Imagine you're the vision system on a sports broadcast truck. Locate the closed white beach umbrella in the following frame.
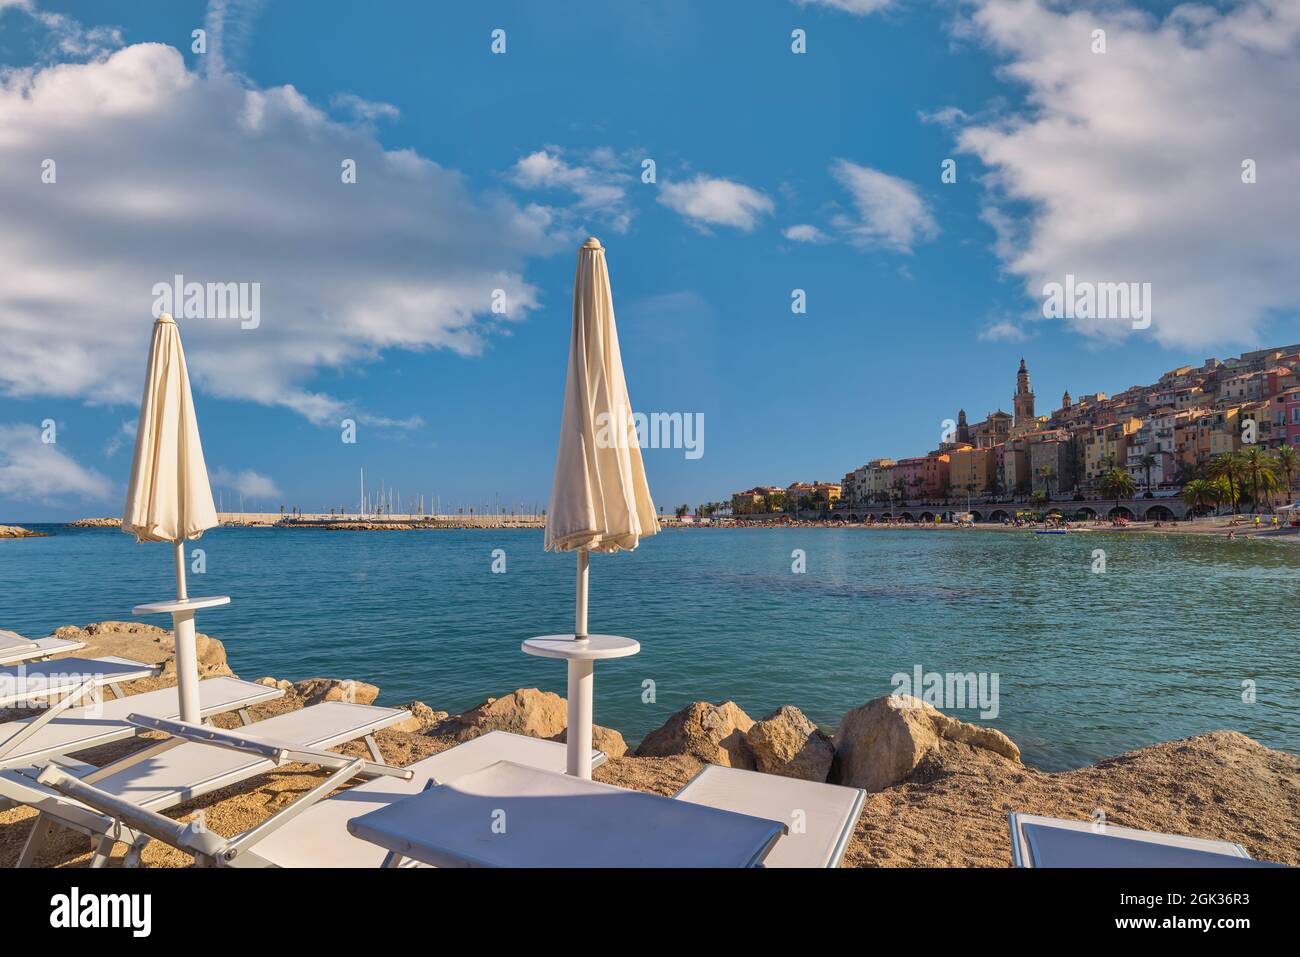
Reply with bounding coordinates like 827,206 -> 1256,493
123,313 -> 220,722
545,237 -> 659,554
530,237 -> 659,778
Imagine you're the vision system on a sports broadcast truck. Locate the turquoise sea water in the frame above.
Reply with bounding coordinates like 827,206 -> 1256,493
2,525 -> 1296,771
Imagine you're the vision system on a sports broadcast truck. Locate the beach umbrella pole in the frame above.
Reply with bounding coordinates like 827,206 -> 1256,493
171,540 -> 201,723
567,549 -> 594,778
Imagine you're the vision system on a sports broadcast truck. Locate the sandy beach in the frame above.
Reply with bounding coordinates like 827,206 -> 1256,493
3,621 -> 1295,868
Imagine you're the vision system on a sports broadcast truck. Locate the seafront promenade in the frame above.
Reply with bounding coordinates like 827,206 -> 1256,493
825,497 -> 1192,523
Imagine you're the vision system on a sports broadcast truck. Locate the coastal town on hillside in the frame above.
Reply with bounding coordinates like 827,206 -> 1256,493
726,344 -> 1300,521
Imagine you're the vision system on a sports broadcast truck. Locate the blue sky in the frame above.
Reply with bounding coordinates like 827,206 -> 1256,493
1,0 -> 1297,520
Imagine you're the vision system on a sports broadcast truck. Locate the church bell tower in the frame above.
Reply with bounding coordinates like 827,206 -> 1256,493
1014,358 -> 1035,426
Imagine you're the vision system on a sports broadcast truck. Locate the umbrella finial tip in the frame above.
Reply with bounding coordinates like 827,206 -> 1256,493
158,312 -> 174,323
582,236 -> 602,250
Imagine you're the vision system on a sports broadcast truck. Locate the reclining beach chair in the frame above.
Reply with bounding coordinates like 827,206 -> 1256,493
34,730 -> 607,867
1008,813 -> 1285,867
1,656 -> 161,709
0,675 -> 282,775
673,765 -> 866,867
4,701 -> 412,866
2,656 -> 162,762
0,630 -> 86,666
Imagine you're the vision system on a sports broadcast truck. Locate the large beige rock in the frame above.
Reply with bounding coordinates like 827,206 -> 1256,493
445,688 -> 569,742
833,694 -> 1021,791
635,701 -> 756,768
747,705 -> 834,781
441,688 -> 623,752
557,724 -> 628,759
389,701 -> 451,734
292,678 -> 380,706
50,621 -> 233,679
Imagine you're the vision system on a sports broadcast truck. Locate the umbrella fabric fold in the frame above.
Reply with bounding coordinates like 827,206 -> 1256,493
544,237 -> 659,554
122,314 -> 218,544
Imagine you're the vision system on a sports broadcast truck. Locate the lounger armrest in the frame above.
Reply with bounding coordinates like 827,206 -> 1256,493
127,713 -> 288,762
35,765 -> 229,862
127,712 -> 414,780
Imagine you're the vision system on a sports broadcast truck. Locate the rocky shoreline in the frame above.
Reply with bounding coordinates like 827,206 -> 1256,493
2,622 -> 1296,868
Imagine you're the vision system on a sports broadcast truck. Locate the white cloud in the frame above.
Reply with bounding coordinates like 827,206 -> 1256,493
103,418 -> 137,457
0,0 -> 123,60
210,466 -> 281,502
919,106 -> 972,127
0,41 -> 555,425
792,0 -> 893,15
330,92 -> 400,125
979,320 -> 1029,342
783,223 -> 829,243
658,175 -> 774,232
203,0 -> 264,79
509,147 -> 633,232
952,0 -> 1300,348
0,422 -> 112,502
828,160 -> 938,253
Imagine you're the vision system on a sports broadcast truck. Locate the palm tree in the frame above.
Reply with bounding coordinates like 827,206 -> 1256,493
1272,446 -> 1297,505
1207,453 -> 1244,514
1137,452 -> 1158,495
1240,446 -> 1274,513
1254,466 -> 1282,510
1037,464 -> 1055,501
1099,467 -> 1137,519
1181,478 -> 1219,518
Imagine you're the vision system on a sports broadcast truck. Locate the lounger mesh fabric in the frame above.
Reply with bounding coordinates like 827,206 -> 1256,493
673,764 -> 865,868
1022,824 -> 1280,867
346,760 -> 785,868
250,731 -> 606,867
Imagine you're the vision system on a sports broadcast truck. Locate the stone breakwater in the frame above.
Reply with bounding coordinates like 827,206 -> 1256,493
278,520 -> 546,531
0,525 -> 46,538
2,621 -> 1296,868
62,516 -> 546,531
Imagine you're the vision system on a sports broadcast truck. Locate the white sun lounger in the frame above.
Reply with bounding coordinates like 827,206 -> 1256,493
0,631 -> 86,666
6,701 -> 411,866
1,656 -> 160,709
673,764 -> 866,868
1008,813 -> 1285,867
0,675 -> 282,773
35,730 -> 608,867
1,656 -> 161,763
